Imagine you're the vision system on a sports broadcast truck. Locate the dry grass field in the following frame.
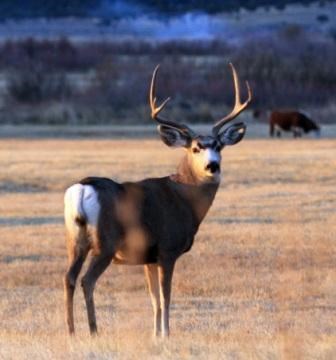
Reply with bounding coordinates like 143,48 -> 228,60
0,134 -> 335,359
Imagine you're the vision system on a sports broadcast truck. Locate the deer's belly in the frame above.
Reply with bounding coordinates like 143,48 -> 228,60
112,237 -> 158,265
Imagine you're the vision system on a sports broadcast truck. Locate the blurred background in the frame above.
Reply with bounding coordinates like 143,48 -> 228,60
0,4 -> 336,357
0,0 -> 335,129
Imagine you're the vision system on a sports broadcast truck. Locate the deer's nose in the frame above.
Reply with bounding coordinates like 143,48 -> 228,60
206,162 -> 220,173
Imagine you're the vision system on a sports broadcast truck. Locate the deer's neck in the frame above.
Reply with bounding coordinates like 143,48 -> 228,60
170,155 -> 219,224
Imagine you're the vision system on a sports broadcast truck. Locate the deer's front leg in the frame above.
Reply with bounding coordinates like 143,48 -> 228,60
158,259 -> 175,338
144,264 -> 161,337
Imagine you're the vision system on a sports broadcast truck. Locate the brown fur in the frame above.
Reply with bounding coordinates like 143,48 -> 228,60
269,111 -> 320,137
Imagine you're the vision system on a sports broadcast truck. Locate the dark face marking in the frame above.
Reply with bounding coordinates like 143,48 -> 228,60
192,136 -> 222,153
197,142 -> 205,150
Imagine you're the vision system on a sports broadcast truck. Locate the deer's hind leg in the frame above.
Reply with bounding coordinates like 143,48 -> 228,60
64,228 -> 89,334
81,249 -> 113,335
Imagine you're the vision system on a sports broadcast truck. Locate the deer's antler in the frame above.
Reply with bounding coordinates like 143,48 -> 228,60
212,63 -> 252,136
150,65 -> 196,137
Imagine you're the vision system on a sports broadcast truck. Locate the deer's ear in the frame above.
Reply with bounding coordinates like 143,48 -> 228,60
158,125 -> 191,148
219,122 -> 246,146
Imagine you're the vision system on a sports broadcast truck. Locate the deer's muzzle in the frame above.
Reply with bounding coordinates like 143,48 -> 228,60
206,162 -> 220,174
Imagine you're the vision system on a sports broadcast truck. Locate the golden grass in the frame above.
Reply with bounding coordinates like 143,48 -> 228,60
0,137 -> 335,359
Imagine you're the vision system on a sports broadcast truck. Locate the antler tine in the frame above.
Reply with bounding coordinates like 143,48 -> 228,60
150,65 -> 171,120
149,65 -> 196,137
212,63 -> 252,136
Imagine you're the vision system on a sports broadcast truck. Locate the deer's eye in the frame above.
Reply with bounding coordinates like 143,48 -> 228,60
192,147 -> 200,153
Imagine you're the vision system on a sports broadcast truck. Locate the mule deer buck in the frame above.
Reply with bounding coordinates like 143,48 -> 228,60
64,63 -> 252,338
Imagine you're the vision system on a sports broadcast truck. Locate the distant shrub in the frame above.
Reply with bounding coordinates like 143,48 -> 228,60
278,24 -> 305,41
0,37 -> 87,71
7,65 -> 71,103
92,59 -> 149,109
275,3 -> 286,10
329,27 -> 336,42
316,14 -> 329,22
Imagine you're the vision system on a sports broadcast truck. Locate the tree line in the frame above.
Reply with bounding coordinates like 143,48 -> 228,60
0,0 -> 332,19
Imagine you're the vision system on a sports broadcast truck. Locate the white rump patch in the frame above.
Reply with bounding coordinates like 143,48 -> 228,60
64,184 -> 100,227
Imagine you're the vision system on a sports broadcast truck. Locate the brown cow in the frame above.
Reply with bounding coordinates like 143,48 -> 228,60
269,111 -> 320,138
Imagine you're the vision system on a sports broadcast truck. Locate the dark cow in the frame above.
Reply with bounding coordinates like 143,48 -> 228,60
269,111 -> 320,138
